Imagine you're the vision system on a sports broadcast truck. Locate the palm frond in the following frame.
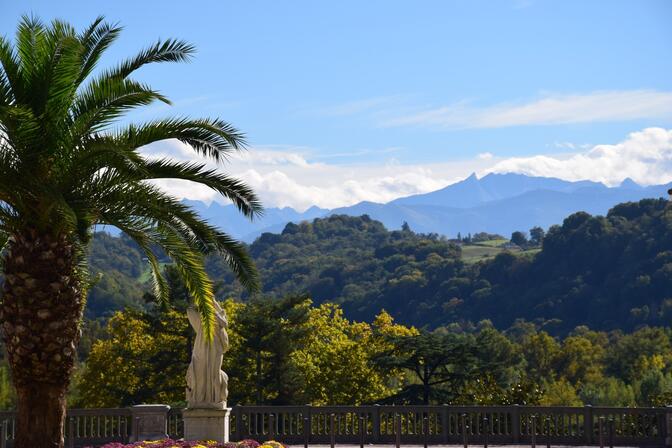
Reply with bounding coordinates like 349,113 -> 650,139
1,105 -> 42,155
91,180 -> 260,292
119,117 -> 246,162
41,24 -> 83,123
15,15 -> 45,86
101,214 -> 171,305
0,66 -> 12,106
72,78 -> 170,137
108,39 -> 195,80
209,230 -> 260,292
0,36 -> 24,102
71,78 -> 170,134
76,17 -> 122,85
98,202 -> 217,338
141,158 -> 262,218
64,134 -> 145,183
153,222 -> 216,339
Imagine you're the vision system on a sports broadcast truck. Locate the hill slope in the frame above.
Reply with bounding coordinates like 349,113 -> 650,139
212,198 -> 672,333
84,196 -> 672,334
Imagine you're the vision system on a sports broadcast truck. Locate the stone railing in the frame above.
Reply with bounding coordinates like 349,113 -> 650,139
0,405 -> 168,448
223,405 -> 671,447
0,404 -> 669,447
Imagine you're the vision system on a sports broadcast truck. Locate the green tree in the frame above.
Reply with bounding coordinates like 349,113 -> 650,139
521,332 -> 561,382
74,309 -> 190,407
231,295 -> 311,404
375,331 -> 476,404
290,306 -> 411,404
606,327 -> 672,382
579,377 -> 635,406
540,378 -> 582,406
473,323 -> 523,386
637,369 -> 672,406
0,17 -> 260,447
555,335 -> 605,384
510,231 -> 528,247
529,226 -> 545,246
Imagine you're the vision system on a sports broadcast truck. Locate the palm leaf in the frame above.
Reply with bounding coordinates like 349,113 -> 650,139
109,38 -> 195,79
118,117 -> 246,162
141,158 -> 262,218
76,17 -> 122,85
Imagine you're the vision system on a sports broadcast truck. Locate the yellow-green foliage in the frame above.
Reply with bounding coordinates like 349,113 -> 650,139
75,309 -> 190,407
75,300 -> 413,407
290,306 -> 415,404
73,297 -> 672,408
540,379 -> 583,406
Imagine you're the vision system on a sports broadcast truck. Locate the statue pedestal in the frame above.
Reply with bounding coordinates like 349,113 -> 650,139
183,408 -> 231,442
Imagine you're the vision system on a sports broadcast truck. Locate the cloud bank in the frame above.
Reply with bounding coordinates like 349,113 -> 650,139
142,127 -> 672,211
383,90 -> 672,129
487,127 -> 672,186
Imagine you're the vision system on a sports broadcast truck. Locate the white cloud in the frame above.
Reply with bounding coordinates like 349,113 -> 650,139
139,140 -> 491,210
383,90 -> 672,129
140,127 -> 672,211
485,127 -> 672,186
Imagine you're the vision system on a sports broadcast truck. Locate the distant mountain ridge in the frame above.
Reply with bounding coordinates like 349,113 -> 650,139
182,200 -> 328,242
183,173 -> 671,241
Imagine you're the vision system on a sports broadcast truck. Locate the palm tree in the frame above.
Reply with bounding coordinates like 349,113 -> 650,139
0,16 -> 261,448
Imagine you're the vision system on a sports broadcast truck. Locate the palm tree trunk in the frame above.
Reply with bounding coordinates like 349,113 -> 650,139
1,229 -> 84,448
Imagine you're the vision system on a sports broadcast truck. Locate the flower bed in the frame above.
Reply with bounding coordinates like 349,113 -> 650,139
90,439 -> 285,448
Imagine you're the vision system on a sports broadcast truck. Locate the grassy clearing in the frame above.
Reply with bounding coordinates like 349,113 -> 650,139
461,244 -> 508,263
473,238 -> 508,247
139,262 -> 172,283
461,241 -> 540,264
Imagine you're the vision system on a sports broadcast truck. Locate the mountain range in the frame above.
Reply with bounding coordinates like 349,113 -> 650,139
183,173 -> 671,241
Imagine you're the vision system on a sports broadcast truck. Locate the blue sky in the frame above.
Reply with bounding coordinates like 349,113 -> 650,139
2,1 -> 672,209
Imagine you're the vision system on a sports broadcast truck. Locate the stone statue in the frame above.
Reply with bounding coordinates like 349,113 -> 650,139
186,300 -> 229,409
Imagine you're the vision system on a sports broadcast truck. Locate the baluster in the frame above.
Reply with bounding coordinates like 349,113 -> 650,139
394,413 -> 401,448
531,415 -> 536,448
134,416 -> 140,442
423,414 -> 429,448
360,415 -> 366,448
304,415 -> 310,448
1,420 -> 7,448
68,417 -> 75,448
609,418 -> 615,448
330,413 -> 336,448
441,404 -> 449,443
462,413 -> 468,448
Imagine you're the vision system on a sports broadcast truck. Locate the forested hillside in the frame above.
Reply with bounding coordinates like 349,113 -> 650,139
83,198 -> 671,334
471,199 -> 672,333
213,198 -> 672,333
86,233 -> 146,318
